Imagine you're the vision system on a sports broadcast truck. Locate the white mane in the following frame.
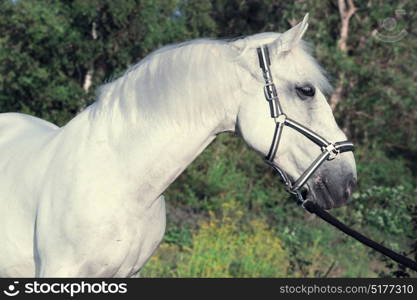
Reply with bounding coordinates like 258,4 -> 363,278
93,39 -> 239,127
91,34 -> 332,127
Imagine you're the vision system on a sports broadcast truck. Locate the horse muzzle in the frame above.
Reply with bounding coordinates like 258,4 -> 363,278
306,166 -> 357,210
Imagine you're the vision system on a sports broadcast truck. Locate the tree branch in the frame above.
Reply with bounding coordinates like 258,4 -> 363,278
330,0 -> 357,110
82,22 -> 97,93
337,0 -> 357,52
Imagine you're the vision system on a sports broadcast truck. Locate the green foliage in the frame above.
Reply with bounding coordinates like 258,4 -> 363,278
352,185 -> 413,237
0,0 -> 84,124
330,1 -> 417,153
279,223 -> 375,277
355,147 -> 414,189
0,0 -> 186,125
141,201 -> 289,278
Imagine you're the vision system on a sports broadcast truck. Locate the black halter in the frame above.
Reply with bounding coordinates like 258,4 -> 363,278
257,45 -> 417,272
257,45 -> 354,205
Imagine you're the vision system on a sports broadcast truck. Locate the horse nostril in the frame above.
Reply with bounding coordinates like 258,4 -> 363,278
301,188 -> 308,200
344,176 -> 357,201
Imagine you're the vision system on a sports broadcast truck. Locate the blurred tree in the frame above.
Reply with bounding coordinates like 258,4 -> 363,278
206,0 -> 417,163
0,0 -> 186,125
0,0 -> 83,124
180,0 -> 217,38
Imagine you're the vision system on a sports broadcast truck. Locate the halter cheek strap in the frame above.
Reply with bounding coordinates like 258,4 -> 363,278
257,45 -> 354,204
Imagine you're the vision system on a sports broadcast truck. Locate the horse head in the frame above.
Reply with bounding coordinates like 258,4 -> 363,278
234,15 -> 357,209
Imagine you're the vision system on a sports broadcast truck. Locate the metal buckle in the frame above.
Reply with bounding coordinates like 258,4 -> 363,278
322,143 -> 339,160
263,83 -> 278,101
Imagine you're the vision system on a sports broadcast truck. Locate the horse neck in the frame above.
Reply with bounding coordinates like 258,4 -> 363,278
58,69 -> 240,204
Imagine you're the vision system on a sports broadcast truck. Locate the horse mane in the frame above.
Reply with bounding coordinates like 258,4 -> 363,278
92,38 -> 239,126
92,34 -> 332,126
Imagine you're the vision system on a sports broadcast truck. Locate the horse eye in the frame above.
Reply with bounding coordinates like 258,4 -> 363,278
295,84 -> 316,99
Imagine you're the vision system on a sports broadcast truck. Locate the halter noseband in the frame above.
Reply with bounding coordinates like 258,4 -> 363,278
257,45 -> 354,205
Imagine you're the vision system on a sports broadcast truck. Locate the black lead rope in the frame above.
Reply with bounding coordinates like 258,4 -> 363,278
303,200 -> 417,272
256,45 -> 417,272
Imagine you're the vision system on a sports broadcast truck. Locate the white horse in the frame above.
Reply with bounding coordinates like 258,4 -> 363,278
0,15 -> 356,277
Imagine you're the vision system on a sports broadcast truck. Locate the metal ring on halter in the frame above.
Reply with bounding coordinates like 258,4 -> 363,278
274,114 -> 286,124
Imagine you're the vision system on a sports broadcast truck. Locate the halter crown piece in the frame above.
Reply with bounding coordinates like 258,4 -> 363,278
257,45 -> 354,206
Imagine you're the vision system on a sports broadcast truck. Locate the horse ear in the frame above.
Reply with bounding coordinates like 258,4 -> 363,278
228,37 -> 248,55
270,13 -> 309,54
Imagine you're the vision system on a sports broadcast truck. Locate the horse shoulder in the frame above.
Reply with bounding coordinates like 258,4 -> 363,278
0,113 -> 59,276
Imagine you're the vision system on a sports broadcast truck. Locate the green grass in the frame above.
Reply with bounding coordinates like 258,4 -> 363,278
141,201 -> 289,277
140,200 -> 386,278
